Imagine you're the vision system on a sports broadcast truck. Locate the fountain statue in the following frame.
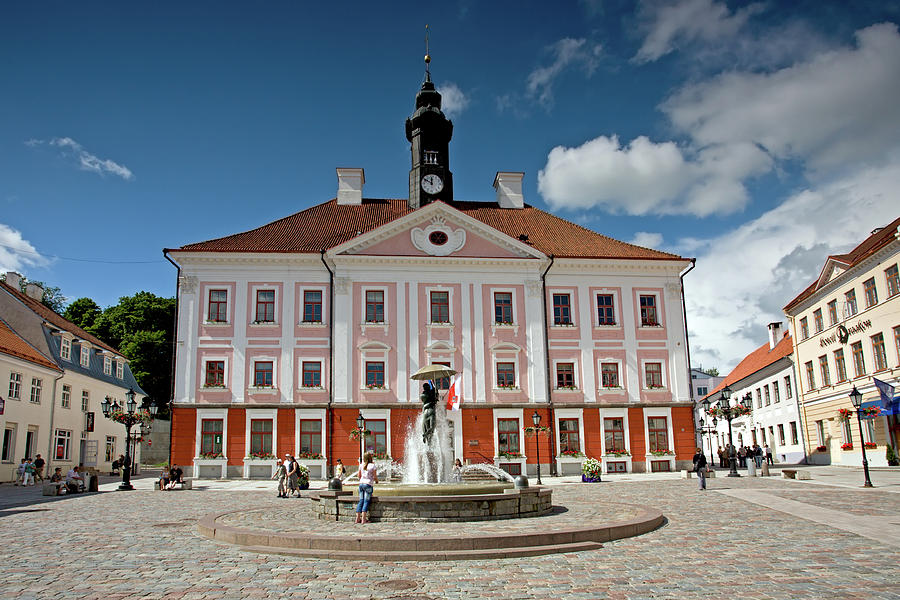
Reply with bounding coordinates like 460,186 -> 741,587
420,381 -> 437,444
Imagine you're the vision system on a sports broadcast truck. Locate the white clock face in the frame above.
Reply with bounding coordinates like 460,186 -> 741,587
421,174 -> 444,195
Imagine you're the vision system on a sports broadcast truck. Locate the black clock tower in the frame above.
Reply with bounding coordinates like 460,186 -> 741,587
405,54 -> 453,209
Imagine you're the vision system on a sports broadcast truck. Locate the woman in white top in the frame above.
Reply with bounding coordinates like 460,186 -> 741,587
355,452 -> 378,524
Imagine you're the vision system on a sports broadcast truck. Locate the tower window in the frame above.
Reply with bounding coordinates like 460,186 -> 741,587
424,151 -> 439,165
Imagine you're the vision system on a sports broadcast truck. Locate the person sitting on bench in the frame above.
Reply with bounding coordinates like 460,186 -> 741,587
164,465 -> 184,490
66,466 -> 85,493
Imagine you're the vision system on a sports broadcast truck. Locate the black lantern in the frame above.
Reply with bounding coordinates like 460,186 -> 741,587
532,410 -> 542,485
356,412 -> 365,462
849,386 -> 874,488
99,389 -> 156,491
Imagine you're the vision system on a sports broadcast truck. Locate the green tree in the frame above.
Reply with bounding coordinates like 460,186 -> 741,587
0,274 -> 67,313
63,297 -> 102,330
87,292 -> 176,417
703,367 -> 720,377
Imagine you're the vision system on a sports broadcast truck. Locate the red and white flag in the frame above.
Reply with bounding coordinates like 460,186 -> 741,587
446,375 -> 461,411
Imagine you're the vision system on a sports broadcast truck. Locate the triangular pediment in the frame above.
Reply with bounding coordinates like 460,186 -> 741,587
328,202 -> 546,260
816,257 -> 850,290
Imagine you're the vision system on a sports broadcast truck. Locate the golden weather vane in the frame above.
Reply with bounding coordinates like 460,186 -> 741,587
424,24 -> 431,77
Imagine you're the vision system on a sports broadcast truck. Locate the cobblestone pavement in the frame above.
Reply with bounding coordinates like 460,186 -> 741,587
1,468 -> 898,599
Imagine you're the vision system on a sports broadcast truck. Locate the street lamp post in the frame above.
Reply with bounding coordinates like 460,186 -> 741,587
532,410 -> 542,485
700,399 -> 718,462
100,388 -> 157,491
356,412 -> 365,463
849,386 -> 874,488
715,386 -> 751,478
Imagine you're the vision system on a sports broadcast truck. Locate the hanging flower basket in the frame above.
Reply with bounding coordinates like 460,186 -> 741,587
109,409 -> 153,425
349,427 -> 371,440
837,408 -> 853,421
524,426 -> 550,436
861,407 -> 880,418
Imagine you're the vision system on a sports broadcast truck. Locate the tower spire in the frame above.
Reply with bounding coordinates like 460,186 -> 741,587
424,24 -> 432,83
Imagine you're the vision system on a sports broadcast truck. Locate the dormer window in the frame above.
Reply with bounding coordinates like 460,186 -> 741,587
60,338 -> 71,361
116,360 -> 124,379
424,151 -> 439,165
80,346 -> 90,368
103,356 -> 112,376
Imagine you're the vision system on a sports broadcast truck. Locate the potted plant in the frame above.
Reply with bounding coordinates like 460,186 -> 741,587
816,445 -> 827,452
199,451 -> 223,459
349,427 -> 371,440
297,464 -> 310,490
864,442 -> 877,449
886,445 -> 900,466
581,457 -> 602,482
498,451 -> 522,459
559,449 -> 585,458
840,442 -> 853,451
248,451 -> 276,460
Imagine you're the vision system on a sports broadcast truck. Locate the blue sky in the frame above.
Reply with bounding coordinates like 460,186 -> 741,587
2,1 -> 899,370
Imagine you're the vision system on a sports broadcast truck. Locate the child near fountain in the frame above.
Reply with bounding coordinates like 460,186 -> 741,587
355,452 -> 378,524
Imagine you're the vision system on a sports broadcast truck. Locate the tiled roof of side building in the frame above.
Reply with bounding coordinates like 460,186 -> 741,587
703,333 -> 794,401
169,199 -> 685,261
0,319 -> 61,372
0,281 -> 120,356
784,215 -> 900,312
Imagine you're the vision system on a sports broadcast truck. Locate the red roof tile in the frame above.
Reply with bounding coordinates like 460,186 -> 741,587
703,332 -> 794,401
0,319 -> 60,371
169,199 -> 685,261
784,215 -> 900,312
0,281 -> 120,355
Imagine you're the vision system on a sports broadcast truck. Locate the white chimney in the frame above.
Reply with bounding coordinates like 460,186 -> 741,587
25,282 -> 44,301
4,272 -> 22,290
493,172 -> 524,209
767,322 -> 782,350
336,168 -> 365,205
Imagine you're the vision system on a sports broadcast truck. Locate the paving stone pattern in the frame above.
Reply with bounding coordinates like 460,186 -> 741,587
0,473 -> 898,599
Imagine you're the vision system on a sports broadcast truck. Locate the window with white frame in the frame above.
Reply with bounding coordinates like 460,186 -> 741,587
249,419 -> 273,455
494,292 -> 513,324
815,420 -> 825,446
8,372 -> 21,400
644,363 -> 663,388
81,390 -> 89,412
872,333 -> 887,371
497,418 -> 520,455
604,417 -> 626,452
845,289 -> 857,317
772,381 -> 780,403
105,436 -> 116,462
61,384 -> 71,409
430,290 -> 450,323
558,418 -> 580,454
834,348 -> 848,382
204,361 -> 226,387
600,362 -> 620,388
813,308 -> 823,333
777,423 -> 785,445
864,419 -> 875,444
365,362 -> 385,388
496,362 -> 516,388
851,341 -> 866,377
60,337 -> 71,361
818,355 -> 831,386
827,299 -> 838,326
201,419 -> 224,455
54,429 -> 71,460
299,419 -> 322,455
552,293 -> 572,325
103,356 -> 112,376
80,345 -> 90,367
785,375 -> 793,399
253,361 -> 274,388
805,361 -> 815,389
208,289 -> 228,322
756,388 -> 762,408
301,361 -> 322,388
255,289 -> 276,323
30,378 -> 42,403
799,317 -> 809,339
863,277 -> 878,308
789,421 -> 798,445
555,363 -> 575,388
647,417 -> 669,452
764,385 -> 771,405
886,264 -> 900,298
2,426 -> 15,462
365,290 -> 385,323
116,360 -> 124,379
639,295 -> 659,326
302,290 -> 323,323
841,419 -> 852,444
596,293 -> 616,325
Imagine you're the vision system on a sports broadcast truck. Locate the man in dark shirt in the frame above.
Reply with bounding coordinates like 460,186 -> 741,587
33,454 -> 45,482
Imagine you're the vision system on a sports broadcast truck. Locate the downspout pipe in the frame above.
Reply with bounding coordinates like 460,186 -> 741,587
163,250 -> 181,468
679,258 -> 697,445
320,249 -> 335,478
540,255 -> 557,476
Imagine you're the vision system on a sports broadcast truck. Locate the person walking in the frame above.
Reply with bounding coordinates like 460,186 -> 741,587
753,444 -> 763,468
692,447 -> 708,490
286,455 -> 299,497
355,451 -> 378,524
33,454 -> 45,482
765,444 -> 774,465
22,459 -> 35,486
272,458 -> 287,498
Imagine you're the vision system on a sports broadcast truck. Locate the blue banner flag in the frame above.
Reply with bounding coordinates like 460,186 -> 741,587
862,378 -> 899,417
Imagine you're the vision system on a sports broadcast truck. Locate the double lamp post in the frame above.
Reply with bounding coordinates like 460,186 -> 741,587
100,388 -> 157,491
712,385 -> 752,477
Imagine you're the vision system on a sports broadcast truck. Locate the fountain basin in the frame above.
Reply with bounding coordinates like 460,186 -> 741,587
340,482 -> 514,496
312,486 -> 552,522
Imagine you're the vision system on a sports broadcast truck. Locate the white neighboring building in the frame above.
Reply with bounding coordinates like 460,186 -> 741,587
701,323 -> 806,464
0,273 -> 148,480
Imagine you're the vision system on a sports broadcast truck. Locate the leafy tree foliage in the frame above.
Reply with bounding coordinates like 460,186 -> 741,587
86,292 -> 176,416
0,273 -> 67,313
63,297 -> 102,330
703,367 -> 720,377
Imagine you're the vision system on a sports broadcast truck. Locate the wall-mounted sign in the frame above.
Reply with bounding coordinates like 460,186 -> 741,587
819,318 -> 872,348
85,411 -> 95,432
0,396 -> 5,415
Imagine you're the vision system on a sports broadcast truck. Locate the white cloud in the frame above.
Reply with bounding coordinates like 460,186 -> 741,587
634,0 -> 764,63
539,23 -> 900,217
683,159 -> 900,372
437,83 -> 470,119
630,232 -> 663,249
663,23 -> 900,173
27,137 -> 134,180
0,224 -> 50,274
537,134 -> 770,216
526,38 -> 602,109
